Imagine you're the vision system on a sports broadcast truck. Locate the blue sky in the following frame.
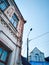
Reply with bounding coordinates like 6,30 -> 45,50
15,0 -> 49,57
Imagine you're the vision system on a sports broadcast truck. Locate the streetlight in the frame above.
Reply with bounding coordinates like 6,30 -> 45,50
27,28 -> 32,62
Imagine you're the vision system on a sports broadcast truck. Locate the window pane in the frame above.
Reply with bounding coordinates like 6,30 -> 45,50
1,51 -> 8,62
13,21 -> 17,27
0,48 -> 2,56
0,62 -> 5,65
10,18 -> 14,24
0,0 -> 9,11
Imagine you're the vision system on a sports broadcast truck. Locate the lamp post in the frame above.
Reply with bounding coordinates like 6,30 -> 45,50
27,28 -> 32,62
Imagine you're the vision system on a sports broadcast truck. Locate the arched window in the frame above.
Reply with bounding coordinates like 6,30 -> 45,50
35,54 -> 40,61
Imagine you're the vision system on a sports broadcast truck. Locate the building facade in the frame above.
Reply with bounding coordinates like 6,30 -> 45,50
0,0 -> 26,65
29,47 -> 45,62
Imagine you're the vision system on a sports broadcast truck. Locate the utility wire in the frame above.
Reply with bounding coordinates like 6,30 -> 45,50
22,31 -> 49,55
29,32 -> 49,42
22,31 -> 49,49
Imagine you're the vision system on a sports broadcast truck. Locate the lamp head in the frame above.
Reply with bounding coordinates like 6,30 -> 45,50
30,28 -> 32,31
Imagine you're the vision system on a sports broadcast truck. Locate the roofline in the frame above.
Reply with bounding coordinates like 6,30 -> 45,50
30,47 -> 44,54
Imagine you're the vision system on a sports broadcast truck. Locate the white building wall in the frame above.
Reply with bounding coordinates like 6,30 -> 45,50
0,21 -> 17,45
0,11 -> 24,65
0,18 -> 19,65
30,47 -> 45,62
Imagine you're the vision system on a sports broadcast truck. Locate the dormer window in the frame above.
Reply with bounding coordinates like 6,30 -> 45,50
10,13 -> 19,28
0,0 -> 9,11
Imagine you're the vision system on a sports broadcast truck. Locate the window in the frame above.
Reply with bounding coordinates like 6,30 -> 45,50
10,13 -> 19,28
0,0 -> 9,11
35,54 -> 40,61
0,45 -> 9,65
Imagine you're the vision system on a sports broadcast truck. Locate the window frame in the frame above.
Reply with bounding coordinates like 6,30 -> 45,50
0,42 -> 10,65
10,13 -> 19,28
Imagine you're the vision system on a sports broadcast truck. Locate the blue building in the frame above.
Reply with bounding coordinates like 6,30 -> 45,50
29,47 -> 49,65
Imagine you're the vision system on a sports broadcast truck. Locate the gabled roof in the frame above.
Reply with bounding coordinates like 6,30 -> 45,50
30,47 -> 44,54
